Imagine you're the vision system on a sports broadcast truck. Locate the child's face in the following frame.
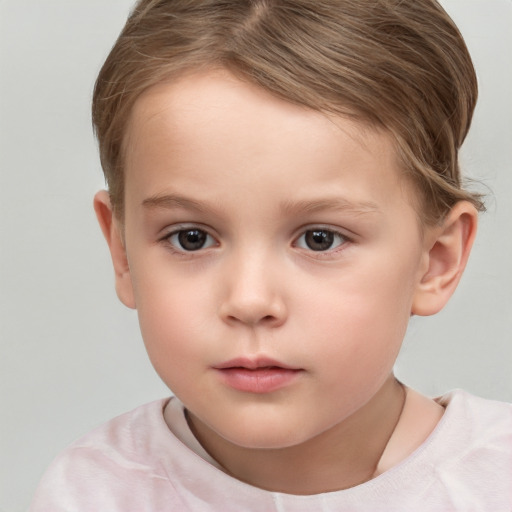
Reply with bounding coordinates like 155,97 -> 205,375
116,69 -> 433,449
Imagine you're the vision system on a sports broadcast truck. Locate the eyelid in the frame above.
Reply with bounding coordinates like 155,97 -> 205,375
159,222 -> 216,238
292,225 -> 353,253
159,223 -> 219,253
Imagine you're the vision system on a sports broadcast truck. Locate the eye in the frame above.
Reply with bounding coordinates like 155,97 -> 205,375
295,229 -> 346,252
167,228 -> 216,252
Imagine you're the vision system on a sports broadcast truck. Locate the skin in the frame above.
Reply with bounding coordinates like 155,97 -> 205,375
95,69 -> 478,494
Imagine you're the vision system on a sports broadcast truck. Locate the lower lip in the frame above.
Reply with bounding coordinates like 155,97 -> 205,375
216,367 -> 302,393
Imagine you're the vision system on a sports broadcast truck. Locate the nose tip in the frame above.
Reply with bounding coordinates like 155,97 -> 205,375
218,249 -> 288,328
218,268 -> 287,328
222,300 -> 287,328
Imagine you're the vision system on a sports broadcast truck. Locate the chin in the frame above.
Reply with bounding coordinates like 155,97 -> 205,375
216,420 -> 316,451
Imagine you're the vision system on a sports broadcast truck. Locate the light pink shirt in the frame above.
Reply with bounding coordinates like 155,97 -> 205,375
30,390 -> 512,511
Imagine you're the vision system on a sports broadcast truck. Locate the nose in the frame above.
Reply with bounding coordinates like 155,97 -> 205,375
218,252 -> 287,328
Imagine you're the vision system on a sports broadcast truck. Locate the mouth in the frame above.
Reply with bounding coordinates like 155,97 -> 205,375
214,357 -> 299,371
213,357 -> 303,393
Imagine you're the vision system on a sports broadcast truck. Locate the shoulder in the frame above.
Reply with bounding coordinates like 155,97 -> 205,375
437,389 -> 512,439
350,390 -> 512,511
50,397 -> 171,472
29,398 -> 189,511
427,390 -> 512,506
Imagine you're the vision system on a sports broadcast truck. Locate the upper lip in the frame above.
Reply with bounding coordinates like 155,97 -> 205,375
213,357 -> 300,370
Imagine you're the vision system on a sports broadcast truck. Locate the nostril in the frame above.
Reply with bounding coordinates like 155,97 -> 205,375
219,291 -> 287,327
226,314 -> 275,324
224,312 -> 282,327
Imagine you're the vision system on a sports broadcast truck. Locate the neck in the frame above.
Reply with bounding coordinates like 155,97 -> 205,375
188,375 -> 406,495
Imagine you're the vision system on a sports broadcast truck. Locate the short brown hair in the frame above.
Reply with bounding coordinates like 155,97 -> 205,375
92,0 -> 484,222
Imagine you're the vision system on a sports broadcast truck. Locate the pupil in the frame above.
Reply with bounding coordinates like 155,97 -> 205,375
178,229 -> 206,251
306,230 -> 334,251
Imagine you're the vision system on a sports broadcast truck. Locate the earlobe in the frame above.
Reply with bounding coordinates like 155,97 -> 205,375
93,190 -> 136,309
412,201 -> 478,316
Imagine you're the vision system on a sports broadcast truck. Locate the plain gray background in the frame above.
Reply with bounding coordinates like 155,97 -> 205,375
1,1 -> 511,510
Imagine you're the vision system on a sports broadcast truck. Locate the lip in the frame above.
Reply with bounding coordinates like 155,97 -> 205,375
213,357 -> 303,394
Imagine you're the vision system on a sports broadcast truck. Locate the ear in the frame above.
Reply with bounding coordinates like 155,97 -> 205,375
93,190 -> 136,309
412,201 -> 478,316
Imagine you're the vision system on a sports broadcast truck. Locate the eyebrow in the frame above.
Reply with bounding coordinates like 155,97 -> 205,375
142,194 -> 214,214
142,193 -> 381,217
280,197 -> 381,216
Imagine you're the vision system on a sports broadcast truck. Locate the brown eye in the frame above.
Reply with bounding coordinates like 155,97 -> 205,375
296,229 -> 346,252
169,229 -> 214,251
305,230 -> 334,251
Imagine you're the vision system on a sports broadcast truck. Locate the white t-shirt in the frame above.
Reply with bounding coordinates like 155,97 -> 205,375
29,390 -> 512,511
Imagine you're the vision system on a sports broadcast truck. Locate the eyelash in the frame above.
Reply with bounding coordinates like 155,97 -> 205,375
161,226 -> 218,254
160,226 -> 351,255
293,228 -> 349,254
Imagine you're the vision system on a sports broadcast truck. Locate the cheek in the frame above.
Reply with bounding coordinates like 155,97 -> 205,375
131,270 -> 211,380
301,261 -> 416,373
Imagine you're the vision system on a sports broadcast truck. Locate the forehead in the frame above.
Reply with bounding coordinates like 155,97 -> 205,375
122,69 -> 418,218
126,69 -> 384,155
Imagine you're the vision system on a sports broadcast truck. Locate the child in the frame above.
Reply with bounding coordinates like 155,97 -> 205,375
30,0 -> 512,509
